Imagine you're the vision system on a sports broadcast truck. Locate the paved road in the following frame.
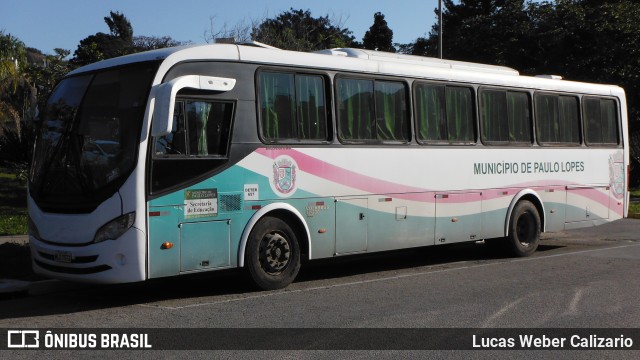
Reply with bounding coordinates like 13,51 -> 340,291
1,219 -> 639,359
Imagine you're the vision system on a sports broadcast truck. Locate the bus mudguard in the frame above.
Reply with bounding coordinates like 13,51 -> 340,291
238,203 -> 312,267
504,189 -> 546,237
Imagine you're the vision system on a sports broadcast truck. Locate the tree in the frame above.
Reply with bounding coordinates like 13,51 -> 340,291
203,16 -> 256,44
133,35 -> 187,51
0,31 -> 27,93
526,0 -> 640,185
415,0 -> 640,186
251,8 -> 355,51
362,12 -> 395,52
420,0 -> 534,69
24,48 -> 71,112
71,11 -> 135,66
104,11 -> 133,43
397,37 -> 430,56
0,31 -> 38,178
0,31 -> 30,137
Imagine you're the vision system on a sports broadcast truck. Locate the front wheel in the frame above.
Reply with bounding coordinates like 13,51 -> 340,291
245,216 -> 301,290
506,200 -> 540,257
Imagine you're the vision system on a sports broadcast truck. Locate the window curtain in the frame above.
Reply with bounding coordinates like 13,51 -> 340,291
481,91 -> 508,142
535,95 -> 556,143
183,101 -> 212,155
507,92 -> 531,143
558,96 -> 579,143
446,87 -> 472,142
600,99 -> 617,143
338,79 -> 373,140
415,84 -> 444,141
260,72 -> 295,140
375,81 -> 407,141
296,75 -> 326,140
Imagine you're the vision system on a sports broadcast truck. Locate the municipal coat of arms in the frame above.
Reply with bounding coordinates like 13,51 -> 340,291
609,151 -> 624,199
272,156 -> 297,196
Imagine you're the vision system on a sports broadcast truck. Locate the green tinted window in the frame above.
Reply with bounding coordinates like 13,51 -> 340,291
337,78 -> 408,143
415,83 -> 474,143
535,93 -> 580,144
480,89 -> 531,144
259,71 -> 328,142
583,97 -> 618,145
375,81 -> 409,141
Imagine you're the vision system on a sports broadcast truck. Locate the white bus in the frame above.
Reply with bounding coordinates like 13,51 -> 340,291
28,44 -> 629,290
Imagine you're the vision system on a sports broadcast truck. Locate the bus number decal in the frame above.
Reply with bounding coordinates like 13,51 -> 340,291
244,184 -> 259,201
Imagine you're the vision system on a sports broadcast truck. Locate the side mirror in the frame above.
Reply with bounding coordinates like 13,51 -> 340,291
151,75 -> 236,136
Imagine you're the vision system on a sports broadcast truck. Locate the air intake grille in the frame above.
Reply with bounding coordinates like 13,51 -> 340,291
219,194 -> 242,212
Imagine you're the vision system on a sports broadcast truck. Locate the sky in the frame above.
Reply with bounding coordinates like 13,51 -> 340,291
1,0 -> 441,55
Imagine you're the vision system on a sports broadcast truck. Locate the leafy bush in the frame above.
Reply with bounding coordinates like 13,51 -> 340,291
0,122 -> 35,183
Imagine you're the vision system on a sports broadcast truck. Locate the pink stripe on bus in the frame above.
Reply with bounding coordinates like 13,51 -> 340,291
254,148 -> 616,208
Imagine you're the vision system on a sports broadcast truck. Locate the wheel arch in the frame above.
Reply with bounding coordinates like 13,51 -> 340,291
238,203 -> 311,268
504,189 -> 546,237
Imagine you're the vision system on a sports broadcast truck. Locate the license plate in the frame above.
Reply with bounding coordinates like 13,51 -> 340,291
54,251 -> 73,263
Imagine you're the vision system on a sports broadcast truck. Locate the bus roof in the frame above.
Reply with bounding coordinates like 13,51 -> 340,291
69,43 -> 624,97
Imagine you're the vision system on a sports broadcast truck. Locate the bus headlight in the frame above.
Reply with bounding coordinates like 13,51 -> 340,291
93,213 -> 136,244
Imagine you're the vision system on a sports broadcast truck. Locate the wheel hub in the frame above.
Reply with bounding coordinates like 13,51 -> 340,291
517,212 -> 534,247
259,232 -> 291,274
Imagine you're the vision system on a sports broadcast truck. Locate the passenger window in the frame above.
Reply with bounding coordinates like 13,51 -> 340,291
480,89 -> 531,144
415,83 -> 474,143
337,77 -> 408,143
535,93 -> 580,145
258,71 -> 328,142
583,97 -> 618,145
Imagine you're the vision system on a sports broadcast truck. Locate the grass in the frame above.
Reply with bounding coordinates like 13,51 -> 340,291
0,169 -> 28,236
0,168 -> 36,282
629,189 -> 640,218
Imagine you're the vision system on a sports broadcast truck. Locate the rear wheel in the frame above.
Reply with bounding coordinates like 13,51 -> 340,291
506,200 -> 540,257
245,216 -> 300,290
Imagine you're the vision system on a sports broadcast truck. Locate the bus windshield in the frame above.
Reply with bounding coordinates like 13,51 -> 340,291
30,62 -> 158,212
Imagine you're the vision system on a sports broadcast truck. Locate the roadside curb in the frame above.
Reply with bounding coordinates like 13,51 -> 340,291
28,279 -> 89,296
0,278 -> 88,297
0,279 -> 30,294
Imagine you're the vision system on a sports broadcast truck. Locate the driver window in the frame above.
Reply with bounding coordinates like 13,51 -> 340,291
155,101 -> 186,155
154,99 -> 233,157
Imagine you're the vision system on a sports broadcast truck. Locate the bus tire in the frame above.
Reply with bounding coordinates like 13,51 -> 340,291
506,200 -> 540,257
245,216 -> 301,290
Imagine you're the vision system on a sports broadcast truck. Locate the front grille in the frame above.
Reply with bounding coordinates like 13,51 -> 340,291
34,259 -> 112,274
38,252 -> 99,264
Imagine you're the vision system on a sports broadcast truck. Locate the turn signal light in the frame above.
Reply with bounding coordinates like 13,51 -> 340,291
161,242 -> 174,249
